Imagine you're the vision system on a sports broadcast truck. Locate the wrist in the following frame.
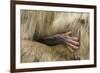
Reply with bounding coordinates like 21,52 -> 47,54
54,34 -> 63,44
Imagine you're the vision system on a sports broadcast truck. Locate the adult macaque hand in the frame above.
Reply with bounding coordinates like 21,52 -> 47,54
56,31 -> 80,50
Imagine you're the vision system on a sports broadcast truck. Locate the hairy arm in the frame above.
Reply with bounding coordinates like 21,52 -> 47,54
37,31 -> 80,50
37,34 -> 61,46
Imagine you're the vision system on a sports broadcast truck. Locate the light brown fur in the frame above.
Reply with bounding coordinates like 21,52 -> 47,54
21,10 -> 89,62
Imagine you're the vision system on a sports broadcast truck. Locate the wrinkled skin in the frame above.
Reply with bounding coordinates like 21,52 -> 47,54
38,31 -> 79,50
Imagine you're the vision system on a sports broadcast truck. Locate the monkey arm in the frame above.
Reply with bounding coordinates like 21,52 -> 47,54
37,34 -> 61,46
37,32 -> 79,49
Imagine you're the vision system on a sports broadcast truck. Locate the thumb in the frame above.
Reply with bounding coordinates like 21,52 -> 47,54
65,31 -> 72,36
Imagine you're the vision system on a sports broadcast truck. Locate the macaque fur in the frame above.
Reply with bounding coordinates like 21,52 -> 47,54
21,10 -> 89,63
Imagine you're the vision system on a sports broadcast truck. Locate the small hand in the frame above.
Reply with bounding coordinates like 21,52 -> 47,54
57,31 -> 80,50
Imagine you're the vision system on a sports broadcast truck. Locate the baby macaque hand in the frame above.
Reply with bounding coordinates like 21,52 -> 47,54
56,31 -> 80,50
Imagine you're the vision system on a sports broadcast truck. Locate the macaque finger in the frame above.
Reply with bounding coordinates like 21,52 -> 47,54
66,38 -> 79,46
65,42 -> 79,50
67,46 -> 74,53
65,31 -> 72,36
66,36 -> 79,41
71,37 -> 79,41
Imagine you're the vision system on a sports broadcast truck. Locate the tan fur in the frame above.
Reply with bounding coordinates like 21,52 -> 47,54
21,10 -> 89,62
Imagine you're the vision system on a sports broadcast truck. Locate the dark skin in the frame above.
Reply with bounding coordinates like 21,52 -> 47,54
38,31 -> 79,50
